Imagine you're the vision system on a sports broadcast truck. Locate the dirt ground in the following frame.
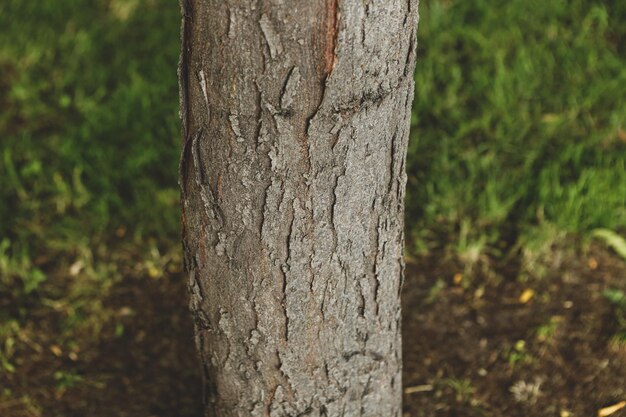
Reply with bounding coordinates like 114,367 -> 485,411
2,245 -> 625,417
402,245 -> 625,417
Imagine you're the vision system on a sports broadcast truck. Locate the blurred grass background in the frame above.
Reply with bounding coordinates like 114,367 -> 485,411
407,0 -> 626,268
0,0 -> 625,411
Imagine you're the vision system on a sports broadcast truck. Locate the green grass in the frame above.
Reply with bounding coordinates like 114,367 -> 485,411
1,0 -> 625,400
0,0 -> 181,253
603,288 -> 626,348
408,0 -> 626,258
0,0 -> 182,382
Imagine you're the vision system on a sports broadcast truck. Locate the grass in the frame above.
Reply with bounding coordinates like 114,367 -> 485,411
0,0 -> 625,411
0,0 -> 181,248
407,0 -> 626,261
603,288 -> 626,349
0,0 -> 182,385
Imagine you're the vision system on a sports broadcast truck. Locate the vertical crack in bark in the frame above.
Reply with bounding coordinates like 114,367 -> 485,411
179,0 -> 192,141
330,173 -> 341,253
260,182 -> 271,238
254,82 -> 264,148
281,260 -> 290,342
226,6 -> 234,39
282,198 -> 296,343
191,129 -> 225,227
404,34 -> 416,77
178,0 -> 195,206
320,278 -> 330,321
304,0 -> 339,137
388,131 -> 398,195
360,2 -> 369,45
373,215 -> 383,317
324,0 -> 339,75
356,278 -> 366,318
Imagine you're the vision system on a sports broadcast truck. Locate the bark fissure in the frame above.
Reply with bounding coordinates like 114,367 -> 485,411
324,0 -> 339,75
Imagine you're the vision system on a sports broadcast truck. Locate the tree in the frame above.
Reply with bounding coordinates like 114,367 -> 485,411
179,0 -> 418,415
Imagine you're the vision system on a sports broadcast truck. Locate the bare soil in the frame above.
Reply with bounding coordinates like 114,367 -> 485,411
2,245 -> 624,417
402,245 -> 625,417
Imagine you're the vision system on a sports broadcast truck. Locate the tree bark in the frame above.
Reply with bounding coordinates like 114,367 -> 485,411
179,0 -> 418,415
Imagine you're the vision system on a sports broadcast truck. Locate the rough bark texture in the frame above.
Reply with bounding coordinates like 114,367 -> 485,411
179,1 -> 419,415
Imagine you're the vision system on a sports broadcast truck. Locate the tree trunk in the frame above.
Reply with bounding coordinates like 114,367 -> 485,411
179,0 -> 418,415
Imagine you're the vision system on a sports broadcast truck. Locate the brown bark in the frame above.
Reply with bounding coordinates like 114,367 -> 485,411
179,1 -> 419,415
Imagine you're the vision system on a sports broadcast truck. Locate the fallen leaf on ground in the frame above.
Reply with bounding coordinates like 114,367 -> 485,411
404,385 -> 434,394
519,288 -> 534,304
598,401 -> 626,417
50,345 -> 62,357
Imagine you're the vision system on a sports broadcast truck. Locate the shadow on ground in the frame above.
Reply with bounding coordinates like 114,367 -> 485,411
2,246 -> 625,417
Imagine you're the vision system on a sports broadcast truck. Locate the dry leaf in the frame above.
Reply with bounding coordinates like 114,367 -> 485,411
50,345 -> 63,357
519,289 -> 534,304
69,260 -> 85,276
598,401 -> 626,417
147,265 -> 160,279
404,384 -> 433,394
